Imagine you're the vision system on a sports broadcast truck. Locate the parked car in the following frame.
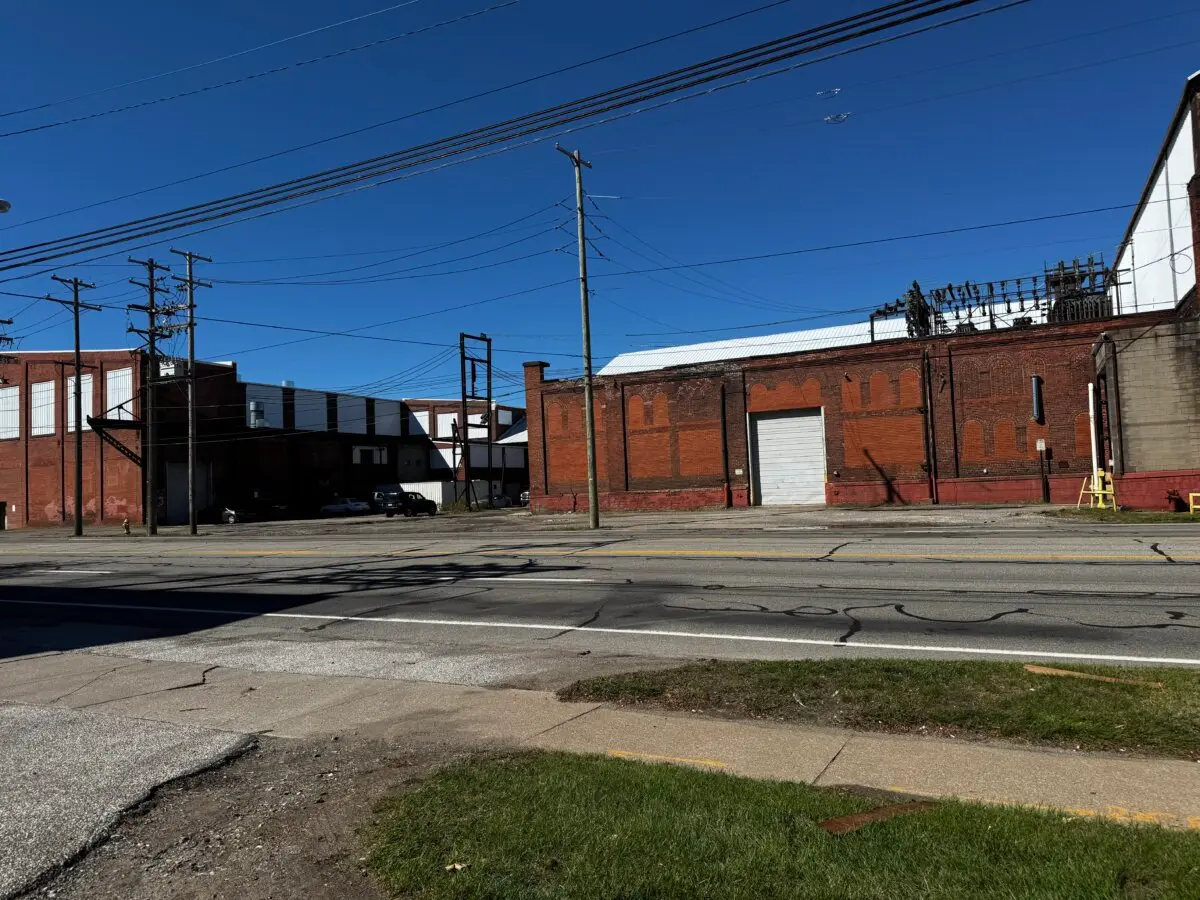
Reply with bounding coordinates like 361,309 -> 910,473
519,490 -> 530,507
380,491 -> 437,518
221,498 -> 289,525
319,497 -> 371,517
487,493 -> 513,508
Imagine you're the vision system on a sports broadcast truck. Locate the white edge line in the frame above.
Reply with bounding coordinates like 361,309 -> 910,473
27,569 -> 116,575
1,597 -> 1199,667
468,576 -> 599,584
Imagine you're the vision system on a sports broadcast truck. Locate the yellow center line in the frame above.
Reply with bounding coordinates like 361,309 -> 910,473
481,548 -> 1200,562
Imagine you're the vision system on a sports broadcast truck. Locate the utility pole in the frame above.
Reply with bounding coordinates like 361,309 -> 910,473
459,333 -> 470,509
48,276 -> 100,536
128,257 -> 172,536
170,249 -> 211,536
0,319 -> 15,364
459,334 -> 493,509
556,144 -> 599,529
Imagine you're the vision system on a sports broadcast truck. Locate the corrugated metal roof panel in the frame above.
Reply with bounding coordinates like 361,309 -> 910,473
597,318 -> 910,377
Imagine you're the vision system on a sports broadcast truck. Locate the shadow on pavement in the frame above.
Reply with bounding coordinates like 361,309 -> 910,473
0,553 -> 587,661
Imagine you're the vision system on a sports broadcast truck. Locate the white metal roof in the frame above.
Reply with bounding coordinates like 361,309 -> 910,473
597,317 -> 910,377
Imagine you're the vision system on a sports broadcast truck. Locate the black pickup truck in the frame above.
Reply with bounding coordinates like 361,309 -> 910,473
375,487 -> 437,518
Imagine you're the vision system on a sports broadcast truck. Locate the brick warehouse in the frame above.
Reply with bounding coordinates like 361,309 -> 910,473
525,70 -> 1200,514
0,349 -> 525,528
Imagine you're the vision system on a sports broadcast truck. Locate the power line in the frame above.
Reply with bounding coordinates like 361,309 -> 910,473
0,0 -> 1026,271
0,0 -> 435,120
590,201 -> 1154,279
0,2 -> 519,139
213,225 -> 568,286
0,0 -> 810,234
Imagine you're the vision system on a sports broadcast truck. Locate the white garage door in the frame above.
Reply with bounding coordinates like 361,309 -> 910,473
751,409 -> 826,506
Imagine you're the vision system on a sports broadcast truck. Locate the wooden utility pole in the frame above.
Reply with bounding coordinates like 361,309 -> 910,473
48,276 -> 100,536
556,144 -> 599,529
170,248 -> 211,536
128,257 -> 172,535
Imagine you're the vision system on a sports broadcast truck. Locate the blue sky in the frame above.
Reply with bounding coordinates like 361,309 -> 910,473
1,0 -> 1197,406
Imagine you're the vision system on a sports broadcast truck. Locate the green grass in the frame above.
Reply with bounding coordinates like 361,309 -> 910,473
558,660 -> 1200,760
368,752 -> 1200,899
1048,508 -> 1199,524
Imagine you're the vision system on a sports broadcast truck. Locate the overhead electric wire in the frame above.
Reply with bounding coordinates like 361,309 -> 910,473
214,224 -> 568,285
0,0 -> 435,120
0,0 -> 811,234
588,195 -> 790,309
0,2 -> 519,139
0,0 -> 1027,272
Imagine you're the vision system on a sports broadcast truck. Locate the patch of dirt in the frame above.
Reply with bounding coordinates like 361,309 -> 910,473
20,735 -> 461,900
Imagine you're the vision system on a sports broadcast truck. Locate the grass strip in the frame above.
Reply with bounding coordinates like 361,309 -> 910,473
559,659 -> 1200,759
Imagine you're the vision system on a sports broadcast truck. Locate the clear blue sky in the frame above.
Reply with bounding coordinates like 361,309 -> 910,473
1,0 -> 1197,406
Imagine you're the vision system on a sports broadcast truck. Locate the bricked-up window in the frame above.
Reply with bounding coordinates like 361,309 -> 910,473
31,381 -> 55,436
0,385 -> 19,440
105,367 -> 134,421
66,375 -> 93,431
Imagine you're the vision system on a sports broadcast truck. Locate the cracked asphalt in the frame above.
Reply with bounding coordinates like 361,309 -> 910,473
3,515 -> 1200,676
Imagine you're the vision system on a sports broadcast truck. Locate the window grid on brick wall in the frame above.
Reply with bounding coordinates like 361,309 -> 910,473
31,381 -> 55,436
0,385 -> 19,440
66,374 -> 93,431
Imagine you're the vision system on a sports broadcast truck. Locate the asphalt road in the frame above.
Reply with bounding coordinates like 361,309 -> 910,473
3,517 -> 1199,683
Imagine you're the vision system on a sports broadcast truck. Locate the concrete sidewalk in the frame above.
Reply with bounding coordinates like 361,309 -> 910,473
3,650 -> 1198,836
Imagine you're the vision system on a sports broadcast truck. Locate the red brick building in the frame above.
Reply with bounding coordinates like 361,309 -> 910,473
525,310 -> 1180,513
0,349 -> 526,528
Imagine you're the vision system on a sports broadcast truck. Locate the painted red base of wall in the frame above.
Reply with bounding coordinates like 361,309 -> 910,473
530,471 -> 1200,512
831,475 -> 1084,506
827,480 -> 933,506
1115,470 -> 1200,510
532,486 -> 748,514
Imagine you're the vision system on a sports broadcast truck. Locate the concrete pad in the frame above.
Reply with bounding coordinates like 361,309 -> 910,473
76,666 -> 387,735
0,652 -> 132,692
0,702 -> 248,899
819,733 -> 1200,827
529,706 -> 848,782
0,658 -> 212,708
317,683 -> 600,745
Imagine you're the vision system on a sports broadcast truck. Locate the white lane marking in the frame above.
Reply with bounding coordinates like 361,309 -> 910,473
468,576 -> 598,584
27,569 -> 116,575
1,597 -> 1198,667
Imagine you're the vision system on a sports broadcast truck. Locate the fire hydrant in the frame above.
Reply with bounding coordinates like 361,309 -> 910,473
122,517 -> 131,536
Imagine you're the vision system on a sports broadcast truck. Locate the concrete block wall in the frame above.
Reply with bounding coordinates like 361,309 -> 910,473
1105,319 -> 1200,473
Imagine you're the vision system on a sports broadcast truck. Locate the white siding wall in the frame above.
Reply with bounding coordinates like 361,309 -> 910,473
1113,110 -> 1196,314
294,389 -> 327,431
105,367 -> 134,420
408,410 -> 429,436
337,394 -> 367,434
66,375 -> 93,431
376,400 -> 403,436
0,385 -> 19,440
245,383 -> 283,429
436,412 -> 458,439
31,381 -> 55,436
